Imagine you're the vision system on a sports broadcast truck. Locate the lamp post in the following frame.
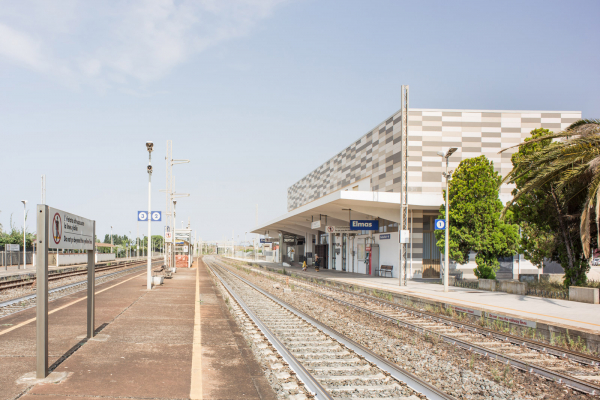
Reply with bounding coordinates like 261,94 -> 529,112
146,141 -> 154,290
437,147 -> 458,293
21,200 -> 27,269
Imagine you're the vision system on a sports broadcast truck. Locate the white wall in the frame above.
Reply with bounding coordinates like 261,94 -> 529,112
374,232 -> 399,277
97,254 -> 116,262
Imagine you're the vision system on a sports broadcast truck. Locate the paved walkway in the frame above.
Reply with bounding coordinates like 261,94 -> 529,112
0,257 -> 275,400
233,258 -> 600,334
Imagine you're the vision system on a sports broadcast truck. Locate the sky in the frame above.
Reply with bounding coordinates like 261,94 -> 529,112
0,0 -> 599,245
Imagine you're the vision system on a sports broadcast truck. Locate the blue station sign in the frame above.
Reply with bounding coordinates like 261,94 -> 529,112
138,211 -> 162,221
350,220 -> 379,231
379,234 -> 391,239
434,219 -> 446,230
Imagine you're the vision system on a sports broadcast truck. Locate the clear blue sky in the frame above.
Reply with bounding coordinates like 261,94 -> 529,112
0,0 -> 598,244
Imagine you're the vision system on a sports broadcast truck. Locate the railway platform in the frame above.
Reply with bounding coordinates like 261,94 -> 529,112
229,257 -> 600,336
0,257 -> 275,400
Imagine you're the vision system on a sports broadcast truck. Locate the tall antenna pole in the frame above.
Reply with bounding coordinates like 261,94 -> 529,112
399,85 -> 409,286
165,140 -> 172,269
41,175 -> 46,204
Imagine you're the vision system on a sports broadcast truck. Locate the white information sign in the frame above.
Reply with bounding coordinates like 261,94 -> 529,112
486,312 -> 537,328
6,244 -> 20,251
311,220 -> 321,229
400,230 -> 410,243
48,207 -> 94,250
325,226 -> 352,233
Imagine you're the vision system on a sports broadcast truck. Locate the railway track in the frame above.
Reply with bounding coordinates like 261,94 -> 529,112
207,257 -> 455,400
223,258 -> 600,396
0,258 -> 163,319
0,260 -> 145,291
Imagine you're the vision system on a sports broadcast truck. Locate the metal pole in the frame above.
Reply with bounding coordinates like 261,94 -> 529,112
147,143 -> 153,290
444,157 -> 450,293
36,205 -> 49,378
87,221 -> 96,338
399,85 -> 409,286
22,200 -> 27,269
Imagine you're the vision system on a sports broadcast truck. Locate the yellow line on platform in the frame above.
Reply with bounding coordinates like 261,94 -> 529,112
0,272 -> 145,337
190,265 -> 203,400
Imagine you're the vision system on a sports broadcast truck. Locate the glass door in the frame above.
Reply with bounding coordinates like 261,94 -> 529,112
342,234 -> 347,271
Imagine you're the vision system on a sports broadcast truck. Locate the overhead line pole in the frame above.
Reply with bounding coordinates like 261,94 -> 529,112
399,85 -> 409,286
147,141 -> 154,290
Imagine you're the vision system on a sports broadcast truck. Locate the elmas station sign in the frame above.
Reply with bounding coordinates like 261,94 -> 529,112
350,220 -> 379,231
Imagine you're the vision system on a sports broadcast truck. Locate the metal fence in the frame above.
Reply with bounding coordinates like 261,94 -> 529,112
1,251 -> 34,267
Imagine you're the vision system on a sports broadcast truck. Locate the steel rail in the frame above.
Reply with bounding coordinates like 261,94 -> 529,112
0,259 -> 163,309
242,259 -> 600,367
0,261 -> 145,291
209,259 -> 456,400
293,277 -> 600,396
208,263 -> 333,400
223,259 -> 600,396
297,276 -> 600,367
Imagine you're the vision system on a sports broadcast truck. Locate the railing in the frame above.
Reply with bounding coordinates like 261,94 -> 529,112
1,251 -> 34,267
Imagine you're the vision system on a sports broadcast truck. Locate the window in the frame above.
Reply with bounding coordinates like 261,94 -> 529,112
378,218 -> 398,233
357,242 -> 365,260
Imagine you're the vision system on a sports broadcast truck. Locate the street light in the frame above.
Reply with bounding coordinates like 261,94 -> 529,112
21,200 -> 27,270
146,141 -> 153,290
437,147 -> 458,293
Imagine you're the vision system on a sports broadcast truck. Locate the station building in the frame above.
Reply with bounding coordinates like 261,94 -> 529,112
252,107 -> 581,279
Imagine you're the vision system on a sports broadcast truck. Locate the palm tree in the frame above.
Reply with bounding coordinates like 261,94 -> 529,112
502,119 -> 600,261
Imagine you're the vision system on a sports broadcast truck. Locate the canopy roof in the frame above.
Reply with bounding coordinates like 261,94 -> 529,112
251,190 -> 442,238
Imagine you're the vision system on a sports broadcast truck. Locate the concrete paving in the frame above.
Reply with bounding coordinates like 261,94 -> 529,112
0,257 -> 275,400
234,257 -> 600,335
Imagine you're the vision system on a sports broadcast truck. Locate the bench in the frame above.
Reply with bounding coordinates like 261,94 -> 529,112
379,265 -> 393,277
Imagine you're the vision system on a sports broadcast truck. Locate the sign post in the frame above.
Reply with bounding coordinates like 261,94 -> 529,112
36,205 -> 95,379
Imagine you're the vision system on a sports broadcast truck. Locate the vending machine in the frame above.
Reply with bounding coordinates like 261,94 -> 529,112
365,243 -> 379,276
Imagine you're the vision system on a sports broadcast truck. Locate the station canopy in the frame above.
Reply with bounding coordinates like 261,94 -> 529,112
251,190 -> 440,237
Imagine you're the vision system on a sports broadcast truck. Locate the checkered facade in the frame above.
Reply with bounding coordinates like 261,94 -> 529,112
287,109 -> 581,211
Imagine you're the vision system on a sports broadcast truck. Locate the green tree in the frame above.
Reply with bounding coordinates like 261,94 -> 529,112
436,155 -> 519,279
502,121 -> 600,286
0,213 -> 35,248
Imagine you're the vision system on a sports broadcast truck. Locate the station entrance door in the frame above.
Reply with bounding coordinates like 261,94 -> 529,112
422,216 -> 441,278
314,244 -> 328,269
